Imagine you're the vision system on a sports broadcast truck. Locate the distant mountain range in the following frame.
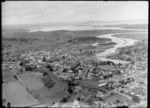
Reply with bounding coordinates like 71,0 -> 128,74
3,20 -> 148,29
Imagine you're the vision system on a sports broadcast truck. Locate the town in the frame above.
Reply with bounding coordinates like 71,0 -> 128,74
2,1 -> 148,108
2,39 -> 147,107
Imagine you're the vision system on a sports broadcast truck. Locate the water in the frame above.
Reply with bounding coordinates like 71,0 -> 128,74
95,32 -> 144,64
28,25 -> 147,32
28,26 -> 123,32
27,25 -> 147,64
96,33 -> 138,57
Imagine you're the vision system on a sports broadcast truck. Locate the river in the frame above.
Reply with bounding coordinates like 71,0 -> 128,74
95,32 -> 147,64
27,25 -> 147,64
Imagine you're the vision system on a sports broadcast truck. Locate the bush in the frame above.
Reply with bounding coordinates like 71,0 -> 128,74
25,65 -> 36,71
87,98 -> 93,105
132,95 -> 140,103
46,65 -> 53,71
60,97 -> 68,103
42,75 -> 55,89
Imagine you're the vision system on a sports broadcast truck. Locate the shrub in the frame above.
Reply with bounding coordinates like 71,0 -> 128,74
132,95 -> 140,103
60,97 -> 68,103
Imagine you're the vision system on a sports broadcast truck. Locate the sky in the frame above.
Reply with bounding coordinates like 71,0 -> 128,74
2,1 -> 148,25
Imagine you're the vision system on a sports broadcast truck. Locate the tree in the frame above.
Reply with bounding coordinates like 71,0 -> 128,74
87,98 -> 93,105
43,57 -> 46,62
20,62 -> 23,66
20,68 -> 23,74
2,99 -> 6,105
42,75 -> 55,89
7,102 -> 11,108
120,90 -> 124,93
118,63 -> 122,66
63,68 -> 68,73
43,72 -> 48,76
46,65 -> 53,71
132,96 -> 140,103
14,75 -> 18,80
25,66 -> 33,71
98,97 -> 104,101
116,99 -> 121,103
60,97 -> 68,103
114,70 -> 121,75
126,58 -> 132,61
77,97 -> 80,101
107,61 -> 110,65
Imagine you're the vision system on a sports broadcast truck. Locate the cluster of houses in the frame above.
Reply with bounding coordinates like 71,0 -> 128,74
2,47 -> 146,108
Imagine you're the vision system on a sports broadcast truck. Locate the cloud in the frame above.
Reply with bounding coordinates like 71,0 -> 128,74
2,1 -> 148,25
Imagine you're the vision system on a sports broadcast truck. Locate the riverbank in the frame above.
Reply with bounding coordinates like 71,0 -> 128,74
95,33 -> 138,64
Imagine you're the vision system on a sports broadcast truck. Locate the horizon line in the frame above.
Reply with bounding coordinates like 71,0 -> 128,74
3,19 -> 148,26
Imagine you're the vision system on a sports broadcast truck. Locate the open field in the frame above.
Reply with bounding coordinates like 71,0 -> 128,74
104,92 -> 132,104
3,82 -> 39,107
30,87 -> 59,105
2,69 -> 17,83
30,83 -> 68,105
18,72 -> 45,90
21,72 -> 69,105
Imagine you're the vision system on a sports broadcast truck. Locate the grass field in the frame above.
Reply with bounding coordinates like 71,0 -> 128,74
18,72 -> 45,90
104,91 -> 132,104
2,69 -> 17,83
3,82 -> 39,107
30,84 -> 68,105
23,72 -> 69,105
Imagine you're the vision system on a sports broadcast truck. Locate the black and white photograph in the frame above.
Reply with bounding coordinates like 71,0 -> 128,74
2,1 -> 148,107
